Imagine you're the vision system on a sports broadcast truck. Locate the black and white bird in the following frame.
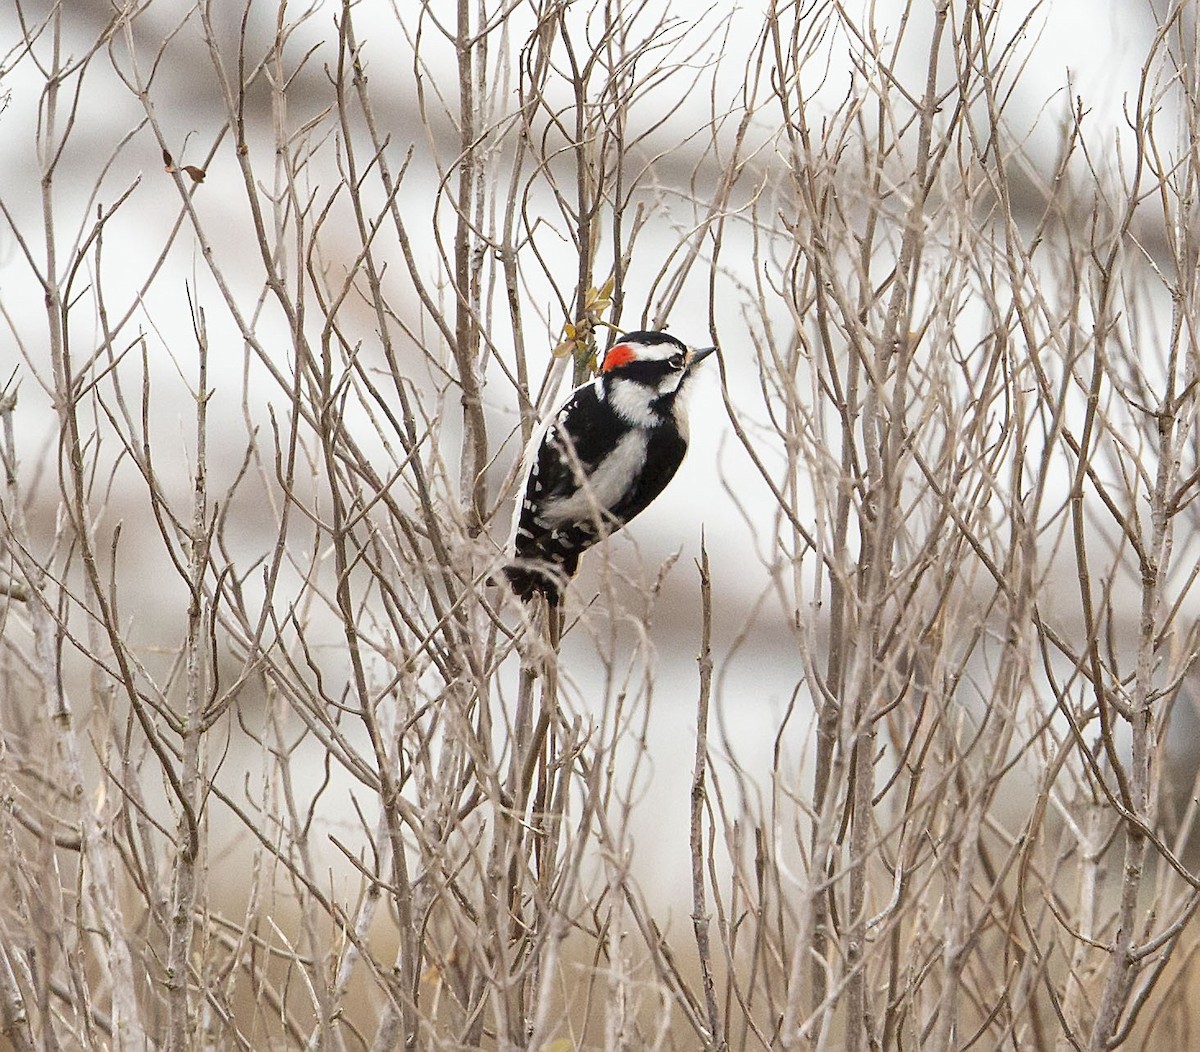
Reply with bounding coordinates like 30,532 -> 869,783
503,330 -> 716,606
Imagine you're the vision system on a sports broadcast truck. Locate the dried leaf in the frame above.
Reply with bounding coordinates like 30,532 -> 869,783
161,147 -> 174,169
552,338 -> 575,359
182,165 -> 206,184
585,276 -> 614,312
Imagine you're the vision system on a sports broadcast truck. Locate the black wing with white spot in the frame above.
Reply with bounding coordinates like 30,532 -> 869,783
504,383 -> 612,602
514,382 -> 608,536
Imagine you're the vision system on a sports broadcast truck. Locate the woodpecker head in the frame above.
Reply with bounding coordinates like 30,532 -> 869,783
598,330 -> 716,426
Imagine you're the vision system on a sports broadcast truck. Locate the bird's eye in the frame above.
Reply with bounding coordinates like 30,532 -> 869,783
668,352 -> 686,369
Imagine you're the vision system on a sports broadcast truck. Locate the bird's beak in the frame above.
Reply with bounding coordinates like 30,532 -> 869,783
687,346 -> 717,369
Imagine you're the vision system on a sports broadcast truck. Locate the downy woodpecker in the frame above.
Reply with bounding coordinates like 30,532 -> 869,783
504,330 -> 716,605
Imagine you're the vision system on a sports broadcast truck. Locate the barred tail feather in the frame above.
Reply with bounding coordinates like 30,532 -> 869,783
502,545 -> 581,606
503,556 -> 577,606
502,562 -> 561,605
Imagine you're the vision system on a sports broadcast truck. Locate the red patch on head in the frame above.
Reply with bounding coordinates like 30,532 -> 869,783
601,343 -> 634,372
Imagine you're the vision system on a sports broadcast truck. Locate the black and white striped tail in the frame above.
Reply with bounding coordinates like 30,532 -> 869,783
503,532 -> 585,606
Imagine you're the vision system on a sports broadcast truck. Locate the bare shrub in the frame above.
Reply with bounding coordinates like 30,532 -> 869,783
2,2 -> 1200,1050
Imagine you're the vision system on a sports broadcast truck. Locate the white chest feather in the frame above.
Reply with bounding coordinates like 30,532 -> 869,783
541,429 -> 650,525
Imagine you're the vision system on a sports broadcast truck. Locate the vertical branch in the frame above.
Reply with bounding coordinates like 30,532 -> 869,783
1085,14 -> 1181,1048
165,297 -> 212,1049
690,542 -> 722,1049
0,945 -> 33,1052
454,0 -> 489,531
0,391 -> 37,1052
845,6 -> 950,1049
479,600 -> 561,1047
26,10 -> 152,1047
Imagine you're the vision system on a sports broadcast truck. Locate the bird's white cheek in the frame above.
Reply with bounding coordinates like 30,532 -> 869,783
606,378 -> 658,426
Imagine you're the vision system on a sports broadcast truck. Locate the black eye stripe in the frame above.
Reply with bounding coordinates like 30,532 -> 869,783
609,359 -> 678,383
